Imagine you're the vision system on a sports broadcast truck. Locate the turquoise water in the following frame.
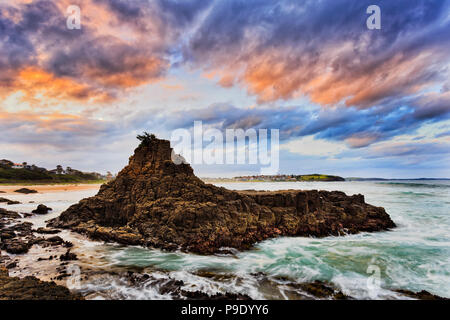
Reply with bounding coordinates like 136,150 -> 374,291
97,180 -> 450,299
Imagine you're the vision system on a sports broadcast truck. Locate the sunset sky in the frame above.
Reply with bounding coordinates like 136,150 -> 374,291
1,0 -> 450,178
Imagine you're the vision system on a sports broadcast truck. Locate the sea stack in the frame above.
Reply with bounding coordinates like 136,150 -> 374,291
48,134 -> 395,254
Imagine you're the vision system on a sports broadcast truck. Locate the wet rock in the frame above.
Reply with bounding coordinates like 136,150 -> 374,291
3,240 -> 31,254
47,236 -> 64,244
0,197 -> 21,205
251,273 -> 351,300
35,227 -> 61,234
14,188 -> 38,194
394,289 -> 449,300
63,241 -> 74,248
125,271 -> 252,300
0,208 -> 20,220
181,290 -> 252,300
49,135 -> 396,254
10,222 -> 33,236
0,208 -> 20,224
0,266 -> 82,300
32,204 -> 52,215
60,249 -> 77,261
37,256 -> 54,261
291,280 -> 350,300
31,235 -> 64,247
0,230 -> 16,240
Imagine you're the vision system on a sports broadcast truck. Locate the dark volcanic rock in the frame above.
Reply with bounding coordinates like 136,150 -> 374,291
14,188 -> 38,194
60,249 -> 77,261
3,239 -> 31,254
0,266 -> 82,300
1,221 -> 34,254
48,136 -> 396,254
32,204 -> 52,215
0,208 -> 20,220
35,227 -> 61,234
394,289 -> 449,300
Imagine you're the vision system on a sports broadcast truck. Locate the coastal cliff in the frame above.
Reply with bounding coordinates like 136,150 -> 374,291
48,135 -> 395,254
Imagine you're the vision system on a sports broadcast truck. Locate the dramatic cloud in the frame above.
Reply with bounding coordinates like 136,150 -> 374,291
0,0 -> 209,102
185,0 -> 450,107
161,98 -> 450,148
0,111 -> 111,149
1,0 -> 449,177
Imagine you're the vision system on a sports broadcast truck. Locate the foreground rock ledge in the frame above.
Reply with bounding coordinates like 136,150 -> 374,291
48,136 -> 395,254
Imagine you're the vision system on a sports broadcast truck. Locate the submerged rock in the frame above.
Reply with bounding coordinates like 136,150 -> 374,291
3,240 -> 31,254
394,289 -> 449,300
0,197 -> 21,205
0,266 -> 82,300
14,188 -> 38,194
0,208 -> 20,220
49,135 -> 395,254
60,249 -> 77,261
35,227 -> 61,234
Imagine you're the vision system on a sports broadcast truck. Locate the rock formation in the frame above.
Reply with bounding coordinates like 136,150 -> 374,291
32,204 -> 52,215
0,266 -> 82,300
49,135 -> 395,254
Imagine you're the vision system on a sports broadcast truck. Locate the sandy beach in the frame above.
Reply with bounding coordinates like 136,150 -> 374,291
0,183 -> 102,194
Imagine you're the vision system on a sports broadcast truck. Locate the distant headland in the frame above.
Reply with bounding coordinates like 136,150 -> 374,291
202,174 -> 345,183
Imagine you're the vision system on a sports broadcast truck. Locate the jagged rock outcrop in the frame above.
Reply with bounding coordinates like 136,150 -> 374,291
0,266 -> 82,300
49,135 -> 395,254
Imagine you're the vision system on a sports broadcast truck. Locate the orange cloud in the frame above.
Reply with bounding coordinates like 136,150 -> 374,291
215,47 -> 442,107
0,111 -> 91,132
1,67 -> 111,104
345,134 -> 380,148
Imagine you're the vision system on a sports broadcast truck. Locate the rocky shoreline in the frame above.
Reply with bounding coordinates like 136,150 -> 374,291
2,135 -> 447,300
49,135 -> 395,254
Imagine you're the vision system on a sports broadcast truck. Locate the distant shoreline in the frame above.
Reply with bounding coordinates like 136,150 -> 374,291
202,177 -> 450,183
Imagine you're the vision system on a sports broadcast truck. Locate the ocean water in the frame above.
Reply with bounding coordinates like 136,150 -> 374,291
2,180 -> 449,299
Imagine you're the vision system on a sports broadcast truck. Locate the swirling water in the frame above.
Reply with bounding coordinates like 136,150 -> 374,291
2,180 -> 449,299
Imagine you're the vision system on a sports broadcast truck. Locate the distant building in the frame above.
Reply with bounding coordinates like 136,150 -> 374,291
55,165 -> 66,174
12,163 -> 24,169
